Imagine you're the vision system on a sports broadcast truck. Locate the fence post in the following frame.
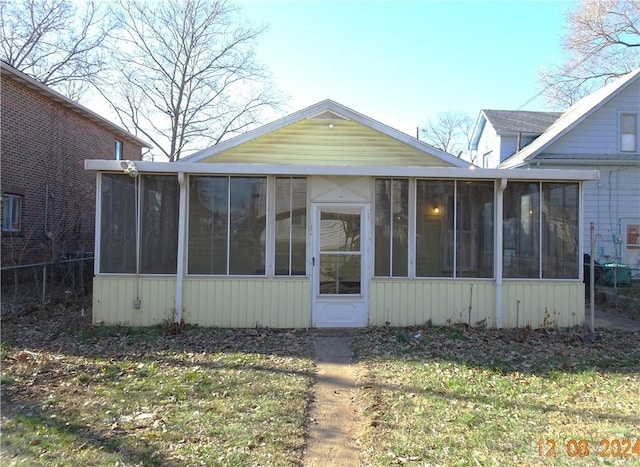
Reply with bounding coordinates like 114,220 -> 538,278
42,264 -> 47,308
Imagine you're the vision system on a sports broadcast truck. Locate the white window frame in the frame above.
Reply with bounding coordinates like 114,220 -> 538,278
2,193 -> 22,232
619,111 -> 638,153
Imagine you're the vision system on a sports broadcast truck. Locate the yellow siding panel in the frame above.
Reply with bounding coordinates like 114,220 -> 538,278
502,282 -> 584,328
92,277 -> 176,326
369,280 -> 496,327
200,120 -> 454,167
183,278 -> 311,328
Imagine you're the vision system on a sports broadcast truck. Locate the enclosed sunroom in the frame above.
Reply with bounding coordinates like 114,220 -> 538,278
86,100 -> 599,328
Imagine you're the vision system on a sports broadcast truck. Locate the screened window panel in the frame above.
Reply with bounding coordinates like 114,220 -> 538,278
416,180 -> 454,277
542,183 -> 579,279
374,179 -> 391,276
229,177 -> 266,275
374,179 -> 409,277
275,177 -> 307,276
100,174 -> 136,273
503,182 -> 540,278
456,181 -> 494,278
140,175 -> 179,274
188,176 -> 229,274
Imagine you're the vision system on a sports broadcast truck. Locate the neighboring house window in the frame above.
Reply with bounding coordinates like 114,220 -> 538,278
2,193 -> 22,232
99,174 -> 179,274
503,182 -> 579,279
626,224 -> 640,270
374,179 -> 408,277
620,113 -> 637,152
115,139 -> 123,160
415,180 -> 494,278
188,176 -> 267,275
275,177 -> 307,276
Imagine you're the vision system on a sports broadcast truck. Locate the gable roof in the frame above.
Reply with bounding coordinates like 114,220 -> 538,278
183,99 -> 468,167
1,61 -> 150,148
500,67 -> 640,168
470,109 -> 561,150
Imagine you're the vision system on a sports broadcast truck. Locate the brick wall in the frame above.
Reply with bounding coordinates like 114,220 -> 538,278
1,74 -> 144,265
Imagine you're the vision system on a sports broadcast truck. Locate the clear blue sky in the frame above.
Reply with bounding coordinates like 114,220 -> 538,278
237,0 -> 574,136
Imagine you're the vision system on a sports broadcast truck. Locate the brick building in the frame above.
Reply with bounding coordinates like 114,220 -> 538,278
1,61 -> 149,266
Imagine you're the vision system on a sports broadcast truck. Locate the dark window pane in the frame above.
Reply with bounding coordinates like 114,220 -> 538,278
188,176 -> 228,274
374,179 -> 409,277
503,182 -> 540,278
275,177 -> 307,276
100,174 -> 136,273
456,181 -> 494,278
416,180 -> 454,277
542,183 -> 579,279
229,177 -> 266,275
140,175 -> 179,274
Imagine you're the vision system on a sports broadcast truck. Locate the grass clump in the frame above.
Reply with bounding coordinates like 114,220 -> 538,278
1,308 -> 315,466
353,326 -> 640,466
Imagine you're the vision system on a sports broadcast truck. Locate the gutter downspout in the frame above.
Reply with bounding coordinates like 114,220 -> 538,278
175,172 -> 187,323
496,178 -> 507,329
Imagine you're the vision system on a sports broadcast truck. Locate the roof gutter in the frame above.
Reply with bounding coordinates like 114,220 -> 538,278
85,160 -> 600,181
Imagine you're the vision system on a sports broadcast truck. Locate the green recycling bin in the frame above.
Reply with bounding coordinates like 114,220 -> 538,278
601,263 -> 631,287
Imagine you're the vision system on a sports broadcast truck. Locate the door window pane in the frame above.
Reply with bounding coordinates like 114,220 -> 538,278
319,209 -> 361,295
416,180 -> 454,277
319,254 -> 361,294
320,212 -> 360,252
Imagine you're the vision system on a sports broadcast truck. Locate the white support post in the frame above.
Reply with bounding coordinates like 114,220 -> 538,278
495,178 -> 507,329
175,172 -> 187,324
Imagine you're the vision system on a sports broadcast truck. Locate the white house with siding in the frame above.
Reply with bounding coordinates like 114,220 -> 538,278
86,100 -> 599,329
470,110 -> 561,168
489,69 -> 640,278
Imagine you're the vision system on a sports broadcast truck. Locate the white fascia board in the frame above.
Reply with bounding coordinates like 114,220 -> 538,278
85,159 -> 600,181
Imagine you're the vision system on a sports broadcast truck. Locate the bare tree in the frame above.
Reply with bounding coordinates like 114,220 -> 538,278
0,0 -> 113,100
420,111 -> 474,160
100,0 -> 280,162
539,0 -> 640,107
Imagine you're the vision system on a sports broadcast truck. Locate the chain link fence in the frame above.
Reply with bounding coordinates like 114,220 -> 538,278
1,256 -> 94,317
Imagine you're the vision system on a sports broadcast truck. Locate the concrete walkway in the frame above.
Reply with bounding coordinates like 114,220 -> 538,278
302,333 -> 362,466
590,308 -> 640,331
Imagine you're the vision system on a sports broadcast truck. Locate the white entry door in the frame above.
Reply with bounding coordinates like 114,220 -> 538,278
312,204 -> 368,327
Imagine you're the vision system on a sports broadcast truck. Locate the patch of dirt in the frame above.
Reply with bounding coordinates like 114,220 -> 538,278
592,281 -> 640,322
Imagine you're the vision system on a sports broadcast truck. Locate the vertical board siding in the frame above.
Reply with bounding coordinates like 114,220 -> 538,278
502,282 -> 584,328
183,279 -> 311,328
93,277 -> 176,325
369,280 -> 496,327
